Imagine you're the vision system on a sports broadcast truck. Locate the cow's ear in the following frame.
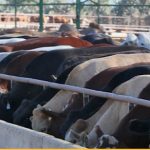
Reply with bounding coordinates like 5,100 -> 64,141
41,108 -> 60,118
95,125 -> 103,138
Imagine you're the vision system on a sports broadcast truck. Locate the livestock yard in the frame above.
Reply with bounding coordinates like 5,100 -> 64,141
0,0 -> 149,148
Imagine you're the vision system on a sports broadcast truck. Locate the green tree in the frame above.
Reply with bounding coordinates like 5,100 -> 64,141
2,0 -> 38,13
5,0 -> 38,5
46,0 -> 72,15
112,0 -> 150,16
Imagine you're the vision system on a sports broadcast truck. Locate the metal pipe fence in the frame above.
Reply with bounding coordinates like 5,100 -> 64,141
0,73 -> 150,107
0,0 -> 149,31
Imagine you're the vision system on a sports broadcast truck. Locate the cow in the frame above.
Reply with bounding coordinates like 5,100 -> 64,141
0,28 -> 38,36
137,32 -> 150,50
0,51 -> 28,73
120,33 -> 138,46
0,36 -> 57,52
0,36 -> 92,52
60,65 -> 150,138
120,32 -> 150,50
0,46 -> 72,63
96,76 -> 150,148
44,37 -> 93,48
0,45 -> 142,125
13,65 -> 76,128
64,63 -> 150,145
0,52 -> 12,63
0,51 -> 45,122
90,43 -> 116,47
30,53 -> 150,138
57,23 -> 79,38
29,16 -> 39,23
86,75 -> 150,148
0,103 -> 14,123
0,51 -> 45,92
0,46 -> 146,106
97,110 -> 150,148
54,16 -> 70,23
81,33 -> 114,45
13,46 -> 147,129
17,15 -> 28,22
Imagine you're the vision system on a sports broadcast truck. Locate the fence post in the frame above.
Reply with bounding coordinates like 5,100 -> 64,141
39,0 -> 43,32
76,0 -> 81,29
97,0 -> 100,24
14,0 -> 17,28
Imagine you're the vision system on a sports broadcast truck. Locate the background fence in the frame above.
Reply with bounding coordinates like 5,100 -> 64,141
0,0 -> 149,32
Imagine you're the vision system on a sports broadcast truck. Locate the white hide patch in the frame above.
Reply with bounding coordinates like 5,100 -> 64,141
0,38 -> 26,44
120,32 -> 150,50
120,33 -> 138,46
99,134 -> 118,147
137,32 -> 150,50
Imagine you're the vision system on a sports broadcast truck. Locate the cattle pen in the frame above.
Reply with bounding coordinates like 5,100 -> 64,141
0,73 -> 149,148
0,0 -> 149,148
0,0 -> 149,33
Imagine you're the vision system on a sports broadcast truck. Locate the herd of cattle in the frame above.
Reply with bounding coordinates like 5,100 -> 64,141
0,31 -> 149,148
0,14 -> 72,24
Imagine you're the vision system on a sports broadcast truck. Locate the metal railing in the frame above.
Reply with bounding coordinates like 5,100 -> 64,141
0,73 -> 150,107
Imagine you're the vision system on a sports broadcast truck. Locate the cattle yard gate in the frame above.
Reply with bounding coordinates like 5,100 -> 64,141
0,0 -> 150,34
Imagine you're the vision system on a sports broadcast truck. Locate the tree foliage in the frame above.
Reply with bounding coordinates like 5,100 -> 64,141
112,0 -> 150,16
0,0 -> 149,17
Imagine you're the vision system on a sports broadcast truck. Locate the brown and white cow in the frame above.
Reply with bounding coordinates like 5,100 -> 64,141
96,75 -> 150,148
0,36 -> 92,52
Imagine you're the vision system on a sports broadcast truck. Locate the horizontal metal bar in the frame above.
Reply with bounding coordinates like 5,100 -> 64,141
0,73 -> 149,107
0,3 -> 149,7
0,4 -> 38,6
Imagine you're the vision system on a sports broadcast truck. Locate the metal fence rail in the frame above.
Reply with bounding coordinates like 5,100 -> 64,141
0,73 -> 150,107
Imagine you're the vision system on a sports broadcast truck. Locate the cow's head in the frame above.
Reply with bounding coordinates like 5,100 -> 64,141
65,119 -> 89,147
31,105 -> 65,138
120,33 -> 138,47
137,33 -> 150,50
96,134 -> 119,148
65,129 -> 88,147
31,105 -> 52,133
